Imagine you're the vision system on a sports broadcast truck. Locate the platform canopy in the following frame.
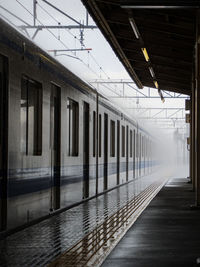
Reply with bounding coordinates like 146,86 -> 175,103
81,1 -> 199,95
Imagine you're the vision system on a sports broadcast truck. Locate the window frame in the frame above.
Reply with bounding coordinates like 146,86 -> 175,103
21,75 -> 43,156
121,125 -> 125,157
67,98 -> 79,157
110,120 -> 115,157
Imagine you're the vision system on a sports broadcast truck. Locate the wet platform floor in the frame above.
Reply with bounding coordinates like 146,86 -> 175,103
102,178 -> 200,267
0,172 -> 162,267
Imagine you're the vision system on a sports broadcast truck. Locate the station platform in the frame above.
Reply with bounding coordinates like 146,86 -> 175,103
0,170 -> 167,267
0,168 -> 193,267
102,177 -> 200,267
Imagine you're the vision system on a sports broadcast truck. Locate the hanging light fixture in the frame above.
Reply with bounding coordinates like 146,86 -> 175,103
129,17 -> 140,39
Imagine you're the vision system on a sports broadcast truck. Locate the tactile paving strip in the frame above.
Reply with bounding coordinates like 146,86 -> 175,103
0,172 -> 164,267
48,177 -> 168,267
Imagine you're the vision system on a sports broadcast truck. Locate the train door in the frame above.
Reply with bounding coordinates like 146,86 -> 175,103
144,137 -> 146,175
117,120 -> 120,185
139,133 -> 141,177
0,54 -> 8,231
133,130 -> 135,179
126,125 -> 129,182
104,113 -> 108,190
50,83 -> 61,211
83,102 -> 89,199
141,135 -> 144,176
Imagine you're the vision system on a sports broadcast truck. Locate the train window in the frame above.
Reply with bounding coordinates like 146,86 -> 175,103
110,120 -> 115,157
142,136 -> 144,157
21,76 -> 42,155
99,114 -> 101,157
130,130 -> 133,157
145,137 -> 147,157
133,129 -> 135,157
67,98 -> 79,156
136,133 -> 138,158
126,126 -> 129,157
93,111 -> 96,157
121,126 -> 125,157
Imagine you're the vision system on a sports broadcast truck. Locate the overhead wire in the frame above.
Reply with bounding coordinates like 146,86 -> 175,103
14,0 -> 124,97
36,0 -> 118,93
15,0 -> 101,78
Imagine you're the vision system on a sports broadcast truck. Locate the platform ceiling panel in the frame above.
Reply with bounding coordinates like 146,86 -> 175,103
82,0 -> 198,95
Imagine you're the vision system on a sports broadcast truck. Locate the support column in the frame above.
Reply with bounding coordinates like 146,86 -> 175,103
189,96 -> 192,183
195,9 -> 200,206
191,83 -> 195,191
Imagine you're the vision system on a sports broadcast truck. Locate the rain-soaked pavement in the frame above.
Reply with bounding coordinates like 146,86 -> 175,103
0,170 -> 166,267
102,177 -> 200,267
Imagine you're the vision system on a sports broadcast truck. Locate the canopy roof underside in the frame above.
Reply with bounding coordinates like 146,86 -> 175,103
82,0 -> 199,95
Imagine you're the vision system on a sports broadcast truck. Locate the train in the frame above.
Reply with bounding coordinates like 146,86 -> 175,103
0,18 -> 157,232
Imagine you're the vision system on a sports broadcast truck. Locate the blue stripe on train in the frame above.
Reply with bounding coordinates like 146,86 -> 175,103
0,161 -> 158,198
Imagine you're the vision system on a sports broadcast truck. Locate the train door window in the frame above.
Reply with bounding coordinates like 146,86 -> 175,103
67,98 -> 79,156
93,111 -> 96,157
130,130 -> 133,157
21,76 -> 42,155
99,114 -> 101,157
121,126 -> 125,157
110,120 -> 115,157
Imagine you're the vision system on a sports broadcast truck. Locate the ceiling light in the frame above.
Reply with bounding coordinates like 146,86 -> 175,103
161,96 -> 165,103
154,81 -> 159,88
158,89 -> 165,103
149,67 -> 155,78
121,6 -> 198,9
129,18 -> 140,39
141,48 -> 149,62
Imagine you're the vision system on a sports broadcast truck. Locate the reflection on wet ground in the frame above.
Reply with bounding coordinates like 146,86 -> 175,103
0,168 -> 180,266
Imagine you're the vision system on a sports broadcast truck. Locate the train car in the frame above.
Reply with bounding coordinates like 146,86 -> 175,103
0,18 -> 156,232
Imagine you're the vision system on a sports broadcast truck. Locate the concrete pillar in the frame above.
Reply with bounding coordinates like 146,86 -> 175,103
195,9 -> 200,205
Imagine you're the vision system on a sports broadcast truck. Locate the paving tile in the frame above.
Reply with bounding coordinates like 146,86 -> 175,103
102,177 -> 200,267
0,170 -> 172,266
